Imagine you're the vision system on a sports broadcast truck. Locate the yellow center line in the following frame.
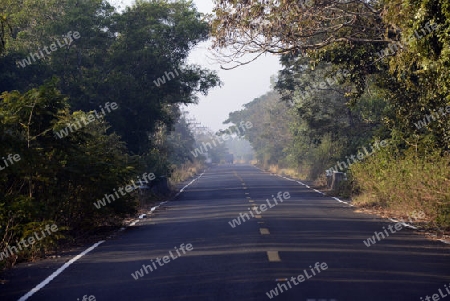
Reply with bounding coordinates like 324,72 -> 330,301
260,228 -> 270,235
267,251 -> 281,262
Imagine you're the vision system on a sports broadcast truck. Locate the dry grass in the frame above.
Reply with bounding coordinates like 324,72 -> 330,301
169,161 -> 204,185
351,151 -> 450,230
259,164 -> 310,181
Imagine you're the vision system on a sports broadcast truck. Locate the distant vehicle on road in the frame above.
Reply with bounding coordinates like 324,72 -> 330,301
225,153 -> 234,164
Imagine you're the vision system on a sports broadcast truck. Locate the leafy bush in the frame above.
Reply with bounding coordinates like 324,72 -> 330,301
351,147 -> 450,230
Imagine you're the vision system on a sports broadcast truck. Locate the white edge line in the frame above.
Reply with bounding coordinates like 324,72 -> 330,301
388,218 -> 418,229
18,240 -> 105,301
388,218 -> 450,245
129,219 -> 139,227
279,175 -> 353,208
19,172 -> 210,301
274,170 -> 446,241
179,172 -> 204,193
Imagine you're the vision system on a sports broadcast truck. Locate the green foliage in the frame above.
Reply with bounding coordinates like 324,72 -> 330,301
211,0 -> 385,69
225,91 -> 293,167
351,148 -> 450,230
100,0 -> 220,155
191,128 -> 230,164
0,80 -> 138,268
166,113 -> 197,166
380,0 -> 450,151
0,0 -> 220,156
218,0 -> 450,232
0,14 -> 12,54
273,57 -> 385,178
0,0 -> 219,269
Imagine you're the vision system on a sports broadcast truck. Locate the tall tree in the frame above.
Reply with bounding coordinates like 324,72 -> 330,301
78,0 -> 221,155
211,0 -> 385,69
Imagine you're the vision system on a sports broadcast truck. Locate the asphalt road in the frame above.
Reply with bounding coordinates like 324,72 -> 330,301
1,164 -> 449,301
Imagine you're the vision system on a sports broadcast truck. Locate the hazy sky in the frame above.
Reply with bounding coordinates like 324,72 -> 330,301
117,0 -> 281,131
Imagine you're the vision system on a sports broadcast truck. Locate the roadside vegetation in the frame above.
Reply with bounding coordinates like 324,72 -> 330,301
216,0 -> 450,232
0,0 -> 219,270
2,0 -> 449,272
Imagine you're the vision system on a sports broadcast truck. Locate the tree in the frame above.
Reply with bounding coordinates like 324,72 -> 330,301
0,79 -> 137,269
0,14 -> 12,54
0,0 -> 222,269
1,0 -> 221,156
166,112 -> 197,166
211,0 -> 386,69
77,0 -> 221,155
225,91 -> 293,166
